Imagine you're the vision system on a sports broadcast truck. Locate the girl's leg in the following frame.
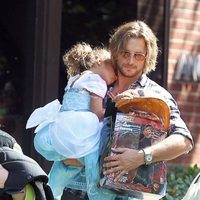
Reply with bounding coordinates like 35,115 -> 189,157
48,161 -> 83,200
84,150 -> 116,200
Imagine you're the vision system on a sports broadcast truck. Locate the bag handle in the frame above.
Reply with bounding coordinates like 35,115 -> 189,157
190,172 -> 200,185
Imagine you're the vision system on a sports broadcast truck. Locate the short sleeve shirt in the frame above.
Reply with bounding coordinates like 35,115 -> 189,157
105,74 -> 193,144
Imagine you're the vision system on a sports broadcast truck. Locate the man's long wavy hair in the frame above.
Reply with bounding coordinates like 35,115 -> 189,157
109,20 -> 158,74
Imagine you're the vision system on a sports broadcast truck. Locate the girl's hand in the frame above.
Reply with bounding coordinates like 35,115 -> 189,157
112,89 -> 140,106
107,91 -> 116,100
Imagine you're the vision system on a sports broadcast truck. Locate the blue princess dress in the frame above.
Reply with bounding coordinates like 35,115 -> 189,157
26,72 -> 117,200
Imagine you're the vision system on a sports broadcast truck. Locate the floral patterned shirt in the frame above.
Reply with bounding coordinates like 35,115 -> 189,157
125,74 -> 193,143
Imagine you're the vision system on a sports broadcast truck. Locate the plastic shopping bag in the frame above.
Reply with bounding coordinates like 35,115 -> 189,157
182,172 -> 200,200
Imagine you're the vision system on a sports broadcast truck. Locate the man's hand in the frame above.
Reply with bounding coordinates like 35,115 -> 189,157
103,148 -> 144,182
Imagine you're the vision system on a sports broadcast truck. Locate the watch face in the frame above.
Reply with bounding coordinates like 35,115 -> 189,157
146,155 -> 152,162
142,149 -> 152,165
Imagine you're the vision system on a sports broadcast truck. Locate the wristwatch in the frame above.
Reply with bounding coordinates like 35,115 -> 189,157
142,148 -> 153,165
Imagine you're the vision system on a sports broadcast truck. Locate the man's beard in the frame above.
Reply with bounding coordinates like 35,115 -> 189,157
117,64 -> 140,78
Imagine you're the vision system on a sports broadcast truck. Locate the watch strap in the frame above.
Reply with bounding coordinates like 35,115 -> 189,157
142,148 -> 153,165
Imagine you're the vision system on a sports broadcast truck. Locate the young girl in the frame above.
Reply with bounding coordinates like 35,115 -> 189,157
26,42 -> 118,200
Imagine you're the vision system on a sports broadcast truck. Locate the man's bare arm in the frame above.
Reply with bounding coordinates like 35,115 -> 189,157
103,134 -> 193,182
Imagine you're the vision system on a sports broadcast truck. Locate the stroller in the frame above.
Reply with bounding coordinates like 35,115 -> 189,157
0,129 -> 54,200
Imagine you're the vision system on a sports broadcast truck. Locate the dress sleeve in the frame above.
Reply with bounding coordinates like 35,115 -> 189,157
76,73 -> 107,98
65,75 -> 79,90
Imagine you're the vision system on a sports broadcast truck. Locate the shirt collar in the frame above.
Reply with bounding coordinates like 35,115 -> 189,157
129,74 -> 148,88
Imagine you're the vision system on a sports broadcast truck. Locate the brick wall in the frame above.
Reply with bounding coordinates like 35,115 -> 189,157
168,0 -> 200,166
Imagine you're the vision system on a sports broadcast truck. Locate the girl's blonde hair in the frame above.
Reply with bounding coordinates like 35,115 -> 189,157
63,42 -> 111,76
109,20 -> 158,74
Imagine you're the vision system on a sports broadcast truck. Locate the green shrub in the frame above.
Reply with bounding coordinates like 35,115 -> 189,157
162,164 -> 200,200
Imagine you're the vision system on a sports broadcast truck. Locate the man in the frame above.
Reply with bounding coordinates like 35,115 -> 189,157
63,20 -> 193,200
102,20 -> 193,182
0,129 -> 54,200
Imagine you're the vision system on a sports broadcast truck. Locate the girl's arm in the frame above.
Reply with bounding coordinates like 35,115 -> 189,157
90,93 -> 105,121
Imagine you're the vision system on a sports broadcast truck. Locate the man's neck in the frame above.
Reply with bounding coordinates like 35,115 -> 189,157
112,75 -> 140,95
